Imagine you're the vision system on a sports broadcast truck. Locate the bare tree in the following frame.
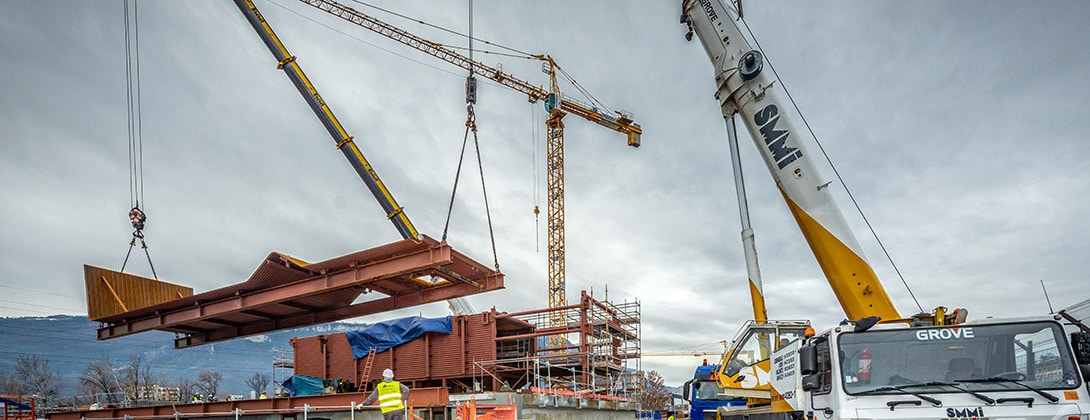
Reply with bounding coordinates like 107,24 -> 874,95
120,354 -> 158,400
196,370 -> 223,398
176,378 -> 197,402
635,370 -> 673,412
0,368 -> 22,394
80,355 -> 122,404
245,372 -> 270,395
15,354 -> 62,409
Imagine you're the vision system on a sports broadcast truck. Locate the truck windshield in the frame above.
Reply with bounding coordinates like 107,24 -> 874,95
837,321 -> 1080,395
693,380 -> 742,402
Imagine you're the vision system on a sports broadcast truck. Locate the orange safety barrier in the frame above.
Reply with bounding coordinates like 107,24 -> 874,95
453,396 -> 516,420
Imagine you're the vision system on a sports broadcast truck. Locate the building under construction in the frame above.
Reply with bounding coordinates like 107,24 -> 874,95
75,232 -> 648,420
293,290 -> 642,399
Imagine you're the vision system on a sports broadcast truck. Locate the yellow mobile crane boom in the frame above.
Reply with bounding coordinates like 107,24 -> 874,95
234,0 -> 417,240
233,0 -> 480,314
297,0 -> 642,314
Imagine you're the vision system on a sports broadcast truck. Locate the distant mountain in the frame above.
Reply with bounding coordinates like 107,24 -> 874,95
0,315 -> 366,398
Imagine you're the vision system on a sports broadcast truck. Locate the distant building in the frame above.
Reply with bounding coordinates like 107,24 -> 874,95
129,385 -> 181,402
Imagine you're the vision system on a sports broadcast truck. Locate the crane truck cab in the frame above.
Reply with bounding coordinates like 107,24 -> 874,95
683,361 -> 747,420
789,314 -> 1090,420
709,314 -> 1090,420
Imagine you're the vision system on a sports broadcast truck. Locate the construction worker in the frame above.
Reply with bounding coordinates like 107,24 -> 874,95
259,390 -> 268,399
358,368 -> 410,420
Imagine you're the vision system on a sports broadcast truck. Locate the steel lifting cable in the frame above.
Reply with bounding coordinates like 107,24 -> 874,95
120,0 -> 158,279
440,119 -> 503,271
442,1 -> 499,270
531,102 -> 540,253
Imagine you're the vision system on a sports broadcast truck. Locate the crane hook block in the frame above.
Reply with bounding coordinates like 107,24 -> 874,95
129,207 -> 147,231
739,50 -> 763,81
465,76 -> 478,105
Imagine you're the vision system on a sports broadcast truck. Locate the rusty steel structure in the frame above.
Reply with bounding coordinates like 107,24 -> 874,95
495,290 -> 641,391
292,291 -> 640,398
45,389 -> 450,420
87,236 -> 503,349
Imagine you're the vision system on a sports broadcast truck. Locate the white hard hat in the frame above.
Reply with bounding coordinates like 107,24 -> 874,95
382,368 -> 394,378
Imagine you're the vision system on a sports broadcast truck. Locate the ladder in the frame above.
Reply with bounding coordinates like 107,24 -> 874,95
357,347 -> 378,392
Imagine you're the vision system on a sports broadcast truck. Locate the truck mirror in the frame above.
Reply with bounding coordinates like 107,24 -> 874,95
682,379 -> 692,400
801,373 -> 820,391
799,344 -> 818,375
1073,332 -> 1090,364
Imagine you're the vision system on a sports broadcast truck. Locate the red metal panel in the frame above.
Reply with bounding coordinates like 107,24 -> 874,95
293,336 -> 325,378
294,314 -> 508,384
465,314 -> 498,369
326,333 -> 357,383
393,335 -> 428,379
371,351 -> 394,382
430,315 -> 467,377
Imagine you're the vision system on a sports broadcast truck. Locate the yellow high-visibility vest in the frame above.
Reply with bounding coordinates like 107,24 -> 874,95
376,381 -> 405,413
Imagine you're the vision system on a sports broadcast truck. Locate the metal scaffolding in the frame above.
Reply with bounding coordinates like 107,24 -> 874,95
477,290 -> 641,398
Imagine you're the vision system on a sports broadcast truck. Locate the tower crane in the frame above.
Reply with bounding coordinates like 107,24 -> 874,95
641,340 -> 729,357
296,0 -> 643,318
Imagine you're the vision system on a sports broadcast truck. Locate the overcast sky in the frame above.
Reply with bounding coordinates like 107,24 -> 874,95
3,1 -> 1090,386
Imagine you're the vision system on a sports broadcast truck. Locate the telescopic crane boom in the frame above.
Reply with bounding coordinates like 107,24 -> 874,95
681,0 -> 897,322
234,0 -> 417,240
297,0 -> 642,315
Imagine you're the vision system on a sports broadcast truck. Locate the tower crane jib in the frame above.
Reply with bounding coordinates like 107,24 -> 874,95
297,0 -> 642,316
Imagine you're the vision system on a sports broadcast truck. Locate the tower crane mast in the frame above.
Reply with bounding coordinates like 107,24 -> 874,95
298,0 -> 642,316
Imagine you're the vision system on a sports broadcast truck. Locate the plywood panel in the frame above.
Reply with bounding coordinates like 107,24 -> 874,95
84,265 -> 192,321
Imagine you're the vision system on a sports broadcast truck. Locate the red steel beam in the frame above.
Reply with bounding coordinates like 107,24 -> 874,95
174,271 -> 503,348
96,239 -> 503,346
46,388 -> 449,420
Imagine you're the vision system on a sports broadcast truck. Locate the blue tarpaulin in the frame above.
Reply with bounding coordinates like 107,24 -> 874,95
0,397 -> 33,411
345,315 -> 452,358
283,375 -> 325,396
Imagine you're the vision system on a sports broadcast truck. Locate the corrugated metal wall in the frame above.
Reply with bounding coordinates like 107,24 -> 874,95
293,313 -> 500,385
326,334 -> 356,382
430,316 -> 467,378
293,336 -> 324,379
